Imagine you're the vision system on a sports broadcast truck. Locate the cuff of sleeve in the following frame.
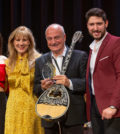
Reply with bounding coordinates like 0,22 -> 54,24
68,79 -> 73,90
109,106 -> 116,109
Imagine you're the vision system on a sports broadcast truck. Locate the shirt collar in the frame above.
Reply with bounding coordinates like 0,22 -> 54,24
89,32 -> 108,50
51,45 -> 67,58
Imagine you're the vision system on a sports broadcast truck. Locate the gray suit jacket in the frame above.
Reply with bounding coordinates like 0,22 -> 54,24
34,49 -> 88,127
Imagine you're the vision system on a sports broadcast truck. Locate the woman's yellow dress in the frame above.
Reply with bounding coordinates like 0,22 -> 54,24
5,55 -> 44,134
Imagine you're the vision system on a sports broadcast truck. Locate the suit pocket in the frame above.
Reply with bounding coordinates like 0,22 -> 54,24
99,56 -> 109,61
98,56 -> 112,69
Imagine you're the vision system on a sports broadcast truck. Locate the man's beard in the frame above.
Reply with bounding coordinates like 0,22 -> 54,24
90,30 -> 106,41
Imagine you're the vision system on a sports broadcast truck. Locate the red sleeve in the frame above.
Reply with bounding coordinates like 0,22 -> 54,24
0,64 -> 6,88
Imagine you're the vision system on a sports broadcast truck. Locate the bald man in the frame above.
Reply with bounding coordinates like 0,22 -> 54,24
34,23 -> 88,134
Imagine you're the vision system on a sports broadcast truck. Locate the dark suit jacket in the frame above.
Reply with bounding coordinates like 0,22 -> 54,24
34,49 -> 88,127
86,33 -> 120,120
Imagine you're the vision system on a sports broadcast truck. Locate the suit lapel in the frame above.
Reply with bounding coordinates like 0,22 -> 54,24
94,33 -> 111,71
46,52 -> 52,63
86,50 -> 92,79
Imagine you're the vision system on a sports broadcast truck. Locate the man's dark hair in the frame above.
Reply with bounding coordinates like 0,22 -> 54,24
85,8 -> 107,23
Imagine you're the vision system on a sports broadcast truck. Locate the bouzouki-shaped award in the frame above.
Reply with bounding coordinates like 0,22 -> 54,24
36,31 -> 83,120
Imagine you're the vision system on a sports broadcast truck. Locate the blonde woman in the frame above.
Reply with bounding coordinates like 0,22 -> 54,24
5,26 -> 44,134
0,33 -> 7,134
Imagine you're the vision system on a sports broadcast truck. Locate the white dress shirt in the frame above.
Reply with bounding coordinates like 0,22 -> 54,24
51,46 -> 73,90
89,32 -> 107,95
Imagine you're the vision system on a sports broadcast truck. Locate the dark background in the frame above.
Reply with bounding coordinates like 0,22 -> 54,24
0,0 -> 120,55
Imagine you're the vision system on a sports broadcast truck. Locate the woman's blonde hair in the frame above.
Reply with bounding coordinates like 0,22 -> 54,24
8,26 -> 40,69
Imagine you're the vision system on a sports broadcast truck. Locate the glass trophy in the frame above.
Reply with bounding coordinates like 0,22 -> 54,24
42,62 -> 55,79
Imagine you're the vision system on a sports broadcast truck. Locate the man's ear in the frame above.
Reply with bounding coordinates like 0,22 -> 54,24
105,20 -> 109,28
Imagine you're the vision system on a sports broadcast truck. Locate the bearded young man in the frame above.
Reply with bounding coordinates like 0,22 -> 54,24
86,8 -> 120,134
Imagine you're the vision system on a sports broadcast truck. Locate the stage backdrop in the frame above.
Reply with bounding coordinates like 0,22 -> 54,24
0,0 -> 120,55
